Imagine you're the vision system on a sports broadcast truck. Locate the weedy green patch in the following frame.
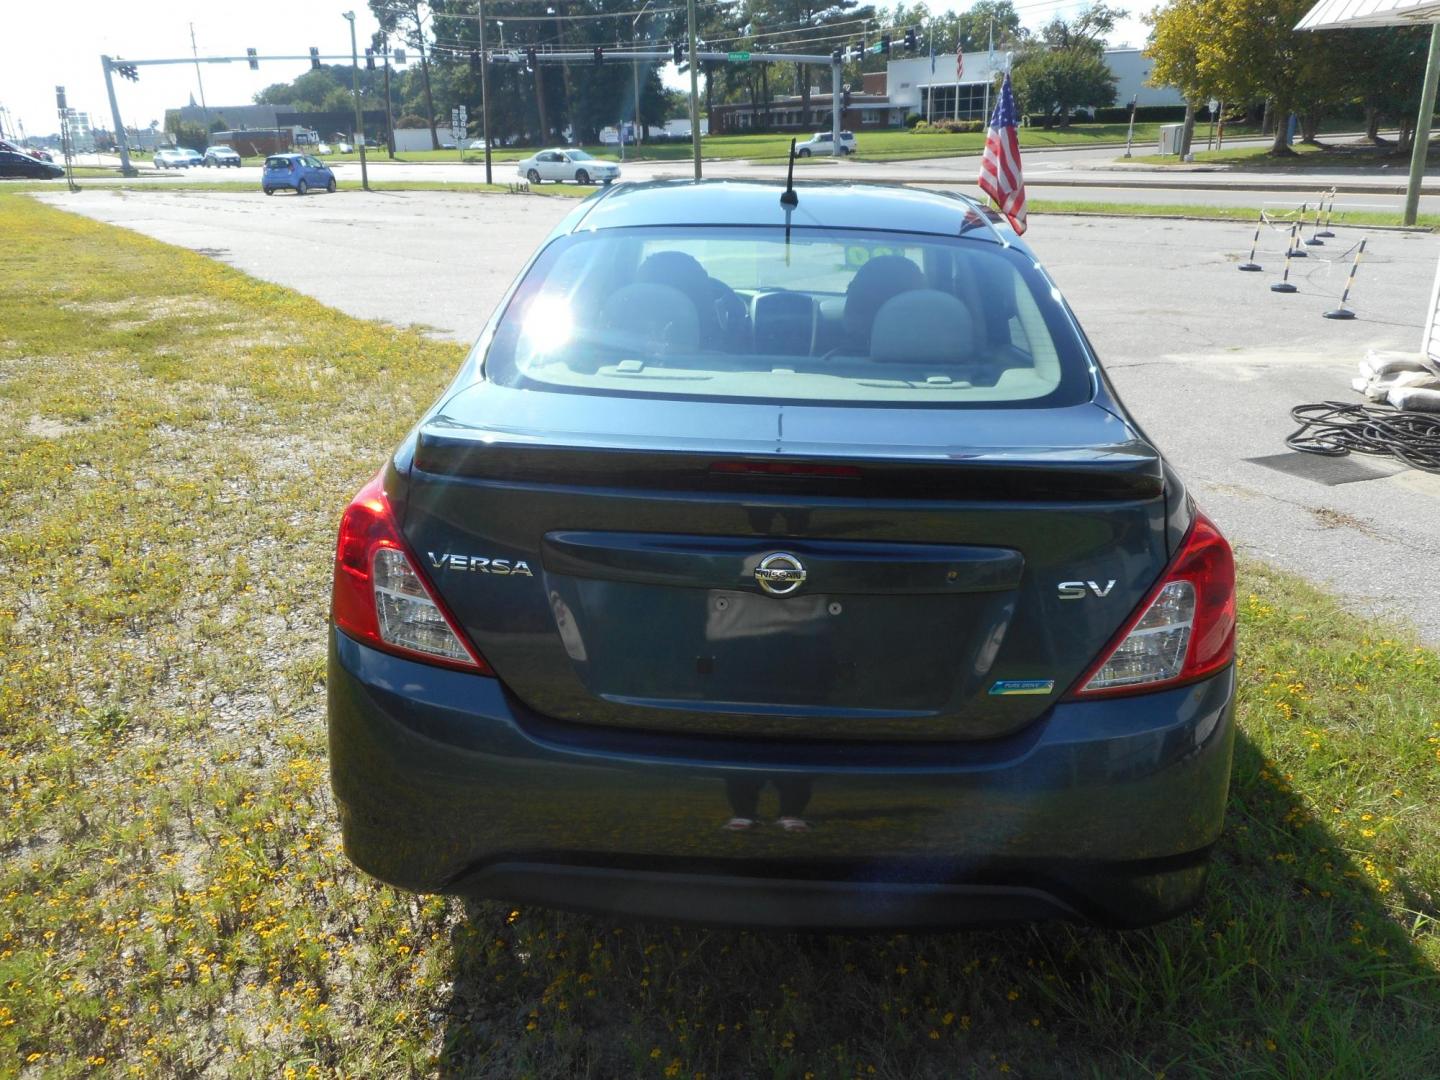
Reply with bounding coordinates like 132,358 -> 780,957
1,192 -> 1438,1079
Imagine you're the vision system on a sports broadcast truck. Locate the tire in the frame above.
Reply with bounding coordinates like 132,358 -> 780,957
296,179 -> 309,196
797,148 -> 810,157
263,187 -> 274,196
527,168 -> 540,184
575,169 -> 590,185
326,177 -> 337,193
602,178 -> 613,186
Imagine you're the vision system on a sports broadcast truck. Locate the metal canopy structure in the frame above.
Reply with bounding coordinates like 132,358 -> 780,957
1297,0 -> 1440,29
1296,0 -> 1440,224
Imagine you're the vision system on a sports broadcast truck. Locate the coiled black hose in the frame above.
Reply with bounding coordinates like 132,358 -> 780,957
1287,401 -> 1440,474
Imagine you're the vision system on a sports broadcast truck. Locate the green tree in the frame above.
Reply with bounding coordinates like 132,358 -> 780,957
371,0 -> 440,148
1011,48 -> 1118,126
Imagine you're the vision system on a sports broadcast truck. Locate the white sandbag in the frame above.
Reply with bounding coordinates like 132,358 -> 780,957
1388,386 -> 1440,412
1391,371 -> 1440,391
1365,350 -> 1434,377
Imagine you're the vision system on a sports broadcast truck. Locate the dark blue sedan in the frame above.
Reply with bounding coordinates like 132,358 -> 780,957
327,181 -> 1236,929
262,153 -> 335,196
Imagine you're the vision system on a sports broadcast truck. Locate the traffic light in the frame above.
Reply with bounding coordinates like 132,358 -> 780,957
116,62 -> 139,82
247,47 -> 259,71
365,48 -> 375,70
673,41 -> 684,65
842,87 -> 852,109
848,42 -> 863,62
56,86 -> 66,110
880,35 -> 891,55
469,50 -> 480,74
393,48 -> 406,65
594,47 -> 604,66
309,47 -> 321,71
526,47 -> 537,71
831,48 -> 842,63
904,28 -> 917,52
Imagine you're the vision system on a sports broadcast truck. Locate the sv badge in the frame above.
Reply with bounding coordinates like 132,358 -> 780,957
1058,579 -> 1116,600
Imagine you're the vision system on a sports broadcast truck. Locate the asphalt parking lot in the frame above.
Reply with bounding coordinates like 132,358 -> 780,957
39,188 -> 1440,640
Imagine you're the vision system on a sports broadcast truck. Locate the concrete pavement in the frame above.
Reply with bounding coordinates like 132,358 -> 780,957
37,188 -> 1440,641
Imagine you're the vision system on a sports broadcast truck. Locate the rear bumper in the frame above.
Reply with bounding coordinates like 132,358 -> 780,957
328,630 -> 1235,928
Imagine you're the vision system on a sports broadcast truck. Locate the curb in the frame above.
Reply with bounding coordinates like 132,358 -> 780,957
1026,209 -> 1434,233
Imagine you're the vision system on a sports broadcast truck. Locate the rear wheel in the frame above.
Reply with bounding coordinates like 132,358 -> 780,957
527,168 -> 541,184
575,169 -> 590,185
797,148 -> 810,157
296,179 -> 309,196
263,187 -> 274,196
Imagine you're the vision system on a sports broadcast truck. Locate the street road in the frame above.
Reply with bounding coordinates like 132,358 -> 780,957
39,188 -> 1440,641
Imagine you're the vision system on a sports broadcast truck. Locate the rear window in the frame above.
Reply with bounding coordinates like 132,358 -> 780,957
483,226 -> 1091,407
264,157 -> 293,170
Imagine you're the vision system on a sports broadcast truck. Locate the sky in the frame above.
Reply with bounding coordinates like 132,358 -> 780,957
2,0 -> 1156,141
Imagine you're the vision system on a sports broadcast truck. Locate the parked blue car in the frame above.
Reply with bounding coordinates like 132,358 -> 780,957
262,153 -> 336,196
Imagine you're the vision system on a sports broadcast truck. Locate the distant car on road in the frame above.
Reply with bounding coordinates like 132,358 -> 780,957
335,142 -> 354,154
795,130 -> 857,156
515,148 -> 618,186
0,150 -> 64,179
262,153 -> 336,196
203,145 -> 242,168
154,148 -> 203,169
27,148 -> 55,162
467,139 -> 488,150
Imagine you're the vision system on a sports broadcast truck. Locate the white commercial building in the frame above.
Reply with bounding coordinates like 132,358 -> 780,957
885,46 -> 1184,121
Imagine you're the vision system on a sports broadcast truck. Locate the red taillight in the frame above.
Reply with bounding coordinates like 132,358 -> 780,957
331,471 -> 493,674
1068,512 -> 1235,699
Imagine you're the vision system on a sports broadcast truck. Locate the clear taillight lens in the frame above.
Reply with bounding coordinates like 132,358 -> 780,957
372,548 -> 475,664
1082,580 -> 1195,691
1071,513 -> 1234,698
331,472 -> 492,674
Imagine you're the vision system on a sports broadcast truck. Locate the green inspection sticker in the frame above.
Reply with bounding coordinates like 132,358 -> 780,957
988,679 -> 1056,696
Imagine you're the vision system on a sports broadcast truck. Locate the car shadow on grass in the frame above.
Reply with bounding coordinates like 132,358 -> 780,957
435,731 -> 1440,1078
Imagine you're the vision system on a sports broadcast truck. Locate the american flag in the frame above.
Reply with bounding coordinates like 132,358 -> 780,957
978,72 -> 1027,235
956,41 -> 964,81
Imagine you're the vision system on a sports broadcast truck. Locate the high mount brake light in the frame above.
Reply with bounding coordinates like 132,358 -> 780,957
331,472 -> 493,674
1068,512 -> 1235,699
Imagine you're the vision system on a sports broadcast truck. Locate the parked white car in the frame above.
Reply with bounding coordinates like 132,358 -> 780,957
515,148 -> 619,186
795,130 -> 857,156
154,147 -> 203,169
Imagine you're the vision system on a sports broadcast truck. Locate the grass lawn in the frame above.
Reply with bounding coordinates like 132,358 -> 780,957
1027,199 -> 1440,231
1126,140 -> 1439,170
3,190 -> 1440,1077
299,124 -> 1190,168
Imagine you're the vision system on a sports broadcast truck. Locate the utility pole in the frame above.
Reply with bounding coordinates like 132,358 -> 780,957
477,0 -> 493,184
687,0 -> 700,179
632,0 -> 654,148
99,59 -> 137,176
189,23 -> 212,136
1404,24 -> 1440,227
375,32 -> 396,158
343,11 -> 371,191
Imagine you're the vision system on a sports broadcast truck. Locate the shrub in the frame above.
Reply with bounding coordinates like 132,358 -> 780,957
911,119 -> 984,134
904,112 -> 923,129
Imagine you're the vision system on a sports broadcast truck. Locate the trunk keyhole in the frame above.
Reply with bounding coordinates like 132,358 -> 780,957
827,602 -> 842,615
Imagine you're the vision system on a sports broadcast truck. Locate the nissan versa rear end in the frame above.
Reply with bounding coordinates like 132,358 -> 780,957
327,181 -> 1236,929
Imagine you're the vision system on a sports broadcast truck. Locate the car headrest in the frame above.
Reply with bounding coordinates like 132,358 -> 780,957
599,283 -> 700,354
870,290 -> 976,364
843,255 -> 927,347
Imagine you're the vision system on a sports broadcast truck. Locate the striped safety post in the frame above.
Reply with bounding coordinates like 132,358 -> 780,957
1323,238 -> 1366,320
1271,224 -> 1299,293
1292,203 -> 1309,257
1303,199 -> 1325,246
1238,212 -> 1263,271
1317,189 -> 1336,238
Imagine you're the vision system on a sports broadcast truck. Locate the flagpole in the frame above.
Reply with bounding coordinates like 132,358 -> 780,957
982,20 -> 993,125
927,25 -> 934,124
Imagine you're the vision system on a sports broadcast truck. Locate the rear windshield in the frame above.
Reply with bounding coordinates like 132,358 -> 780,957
264,157 -> 293,170
483,225 -> 1092,407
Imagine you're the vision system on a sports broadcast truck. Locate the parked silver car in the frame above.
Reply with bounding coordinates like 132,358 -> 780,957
515,148 -> 618,186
